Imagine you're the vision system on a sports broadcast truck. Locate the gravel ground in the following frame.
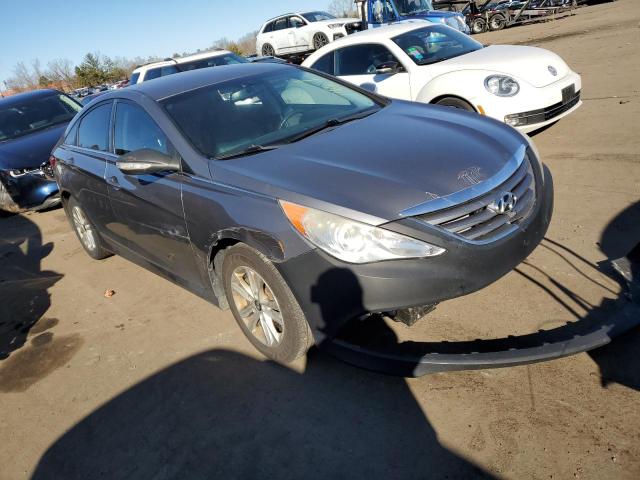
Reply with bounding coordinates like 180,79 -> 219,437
1,1 -> 639,478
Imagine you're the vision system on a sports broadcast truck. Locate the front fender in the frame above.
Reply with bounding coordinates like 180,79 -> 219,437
416,69 -> 491,105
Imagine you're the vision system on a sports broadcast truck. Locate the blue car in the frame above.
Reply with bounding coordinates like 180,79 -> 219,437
361,0 -> 470,34
0,89 -> 81,212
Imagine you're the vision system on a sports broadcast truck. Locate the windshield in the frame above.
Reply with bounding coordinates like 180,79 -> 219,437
0,93 -> 81,142
392,25 -> 482,66
301,11 -> 337,22
162,68 -> 380,159
394,0 -> 434,15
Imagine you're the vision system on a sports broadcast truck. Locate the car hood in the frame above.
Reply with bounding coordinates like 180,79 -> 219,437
314,17 -> 361,26
212,101 -> 527,225
0,123 -> 67,170
429,45 -> 570,88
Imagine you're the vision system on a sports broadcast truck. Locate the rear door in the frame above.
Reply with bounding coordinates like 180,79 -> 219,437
58,101 -> 115,232
333,44 -> 412,99
273,17 -> 292,52
105,100 -> 199,285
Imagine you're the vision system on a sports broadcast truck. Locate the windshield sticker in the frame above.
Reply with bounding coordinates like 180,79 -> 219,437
407,47 -> 424,60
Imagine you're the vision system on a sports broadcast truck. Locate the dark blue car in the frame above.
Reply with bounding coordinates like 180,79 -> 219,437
0,89 -> 81,212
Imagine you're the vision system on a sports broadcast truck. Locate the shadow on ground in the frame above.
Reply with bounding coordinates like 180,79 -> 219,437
32,348 -> 490,479
0,212 -> 62,360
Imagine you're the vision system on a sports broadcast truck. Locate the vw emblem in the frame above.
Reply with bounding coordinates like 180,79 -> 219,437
548,65 -> 558,76
488,191 -> 517,214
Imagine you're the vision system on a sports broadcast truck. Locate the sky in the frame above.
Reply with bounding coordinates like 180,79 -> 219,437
0,0 -> 328,85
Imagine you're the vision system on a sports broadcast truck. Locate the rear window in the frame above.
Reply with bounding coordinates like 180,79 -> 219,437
144,65 -> 179,82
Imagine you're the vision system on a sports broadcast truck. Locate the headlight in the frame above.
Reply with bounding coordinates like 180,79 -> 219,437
328,23 -> 343,29
280,200 -> 445,264
484,75 -> 520,97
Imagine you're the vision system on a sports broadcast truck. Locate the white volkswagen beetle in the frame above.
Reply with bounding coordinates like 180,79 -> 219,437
302,23 -> 582,133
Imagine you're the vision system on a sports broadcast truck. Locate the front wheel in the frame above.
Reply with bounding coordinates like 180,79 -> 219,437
312,33 -> 329,51
435,97 -> 475,112
261,43 -> 275,57
222,244 -> 313,362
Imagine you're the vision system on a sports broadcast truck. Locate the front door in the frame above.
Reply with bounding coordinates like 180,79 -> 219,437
105,100 -> 199,286
334,43 -> 412,100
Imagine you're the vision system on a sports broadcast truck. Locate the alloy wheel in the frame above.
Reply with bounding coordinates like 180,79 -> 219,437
230,266 -> 284,347
72,206 -> 96,252
313,34 -> 329,50
262,44 -> 275,57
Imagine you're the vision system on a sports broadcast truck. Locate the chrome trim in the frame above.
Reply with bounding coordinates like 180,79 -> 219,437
399,144 -> 527,217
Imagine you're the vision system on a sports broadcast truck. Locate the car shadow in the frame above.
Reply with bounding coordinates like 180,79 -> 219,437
32,348 -> 491,479
32,266 -> 490,479
0,213 -> 63,360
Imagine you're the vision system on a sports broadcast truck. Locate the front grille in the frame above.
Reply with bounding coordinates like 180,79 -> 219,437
345,22 -> 363,35
417,156 -> 537,243
506,90 -> 581,126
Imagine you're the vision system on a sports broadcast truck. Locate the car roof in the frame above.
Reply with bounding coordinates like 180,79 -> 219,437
336,21 -> 435,44
0,89 -> 61,107
107,63 -> 294,102
133,50 -> 234,73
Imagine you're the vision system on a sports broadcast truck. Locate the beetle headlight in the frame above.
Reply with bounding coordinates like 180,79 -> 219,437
485,75 -> 520,97
280,201 -> 445,264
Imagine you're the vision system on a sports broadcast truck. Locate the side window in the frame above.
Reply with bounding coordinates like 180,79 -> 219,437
113,102 -> 171,156
130,72 -> 141,85
262,22 -> 273,33
335,44 -> 400,76
160,65 -> 179,77
144,68 -> 162,81
289,16 -> 305,28
78,103 -> 112,152
274,18 -> 288,31
64,122 -> 78,146
310,51 -> 334,75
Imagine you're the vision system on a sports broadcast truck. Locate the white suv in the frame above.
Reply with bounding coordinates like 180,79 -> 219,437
129,50 -> 248,85
256,11 -> 362,58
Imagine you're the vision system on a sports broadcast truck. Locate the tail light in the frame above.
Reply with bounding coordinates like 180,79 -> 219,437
49,155 -> 57,169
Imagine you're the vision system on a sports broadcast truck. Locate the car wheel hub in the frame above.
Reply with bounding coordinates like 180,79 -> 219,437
72,206 -> 96,251
230,266 -> 284,347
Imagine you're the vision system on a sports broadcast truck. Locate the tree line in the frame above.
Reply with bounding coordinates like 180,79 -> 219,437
3,0 -> 358,94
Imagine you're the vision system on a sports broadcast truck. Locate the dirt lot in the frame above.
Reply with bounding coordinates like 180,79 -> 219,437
1,1 -> 639,478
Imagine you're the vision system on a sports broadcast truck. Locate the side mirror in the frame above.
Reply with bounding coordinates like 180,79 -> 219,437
116,148 -> 179,175
375,61 -> 400,75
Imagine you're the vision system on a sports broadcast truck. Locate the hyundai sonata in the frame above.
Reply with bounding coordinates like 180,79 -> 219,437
52,63 -> 553,362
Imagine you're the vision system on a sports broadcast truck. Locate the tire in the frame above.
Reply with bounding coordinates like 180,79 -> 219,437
489,14 -> 506,31
222,244 -> 313,363
66,196 -> 111,260
312,32 -> 329,51
471,17 -> 487,34
261,43 -> 275,57
435,97 -> 475,111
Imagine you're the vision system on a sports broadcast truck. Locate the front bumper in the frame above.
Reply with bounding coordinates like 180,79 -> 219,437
0,167 -> 60,213
480,71 -> 583,134
276,163 -> 554,342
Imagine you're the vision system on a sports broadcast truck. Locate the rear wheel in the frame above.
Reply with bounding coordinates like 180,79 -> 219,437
435,97 -> 475,112
66,197 -> 111,260
313,32 -> 330,51
489,14 -> 506,31
262,43 -> 275,57
471,17 -> 487,34
222,244 -> 313,362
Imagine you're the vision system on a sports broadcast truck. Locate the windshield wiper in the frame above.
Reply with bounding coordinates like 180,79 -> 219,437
214,144 -> 280,160
280,109 -> 378,145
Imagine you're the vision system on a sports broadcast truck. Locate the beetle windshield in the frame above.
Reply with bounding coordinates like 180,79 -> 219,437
0,93 -> 81,142
162,68 -> 381,159
301,11 -> 337,22
394,0 -> 434,15
392,25 -> 482,66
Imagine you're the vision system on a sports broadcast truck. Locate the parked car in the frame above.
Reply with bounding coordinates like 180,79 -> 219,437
52,63 -> 552,362
0,89 -> 81,212
130,50 -> 248,85
303,22 -> 581,133
81,91 -> 108,105
256,11 -> 363,58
